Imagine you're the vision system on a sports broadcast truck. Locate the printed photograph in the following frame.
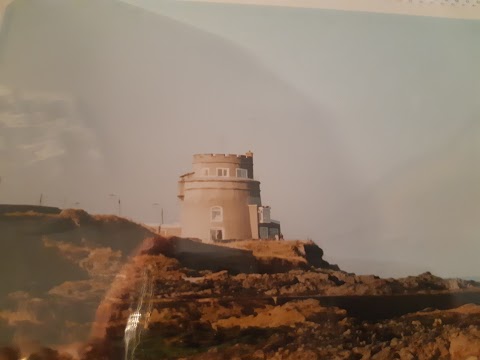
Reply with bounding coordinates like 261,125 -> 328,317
0,0 -> 479,359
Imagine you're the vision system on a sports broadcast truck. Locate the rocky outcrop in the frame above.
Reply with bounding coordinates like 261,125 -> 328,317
218,239 -> 339,272
0,210 -> 339,352
84,270 -> 480,360
79,236 -> 480,360
2,209 -> 480,359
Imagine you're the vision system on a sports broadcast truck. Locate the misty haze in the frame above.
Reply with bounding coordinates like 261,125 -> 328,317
1,1 -> 480,359
1,0 -> 478,278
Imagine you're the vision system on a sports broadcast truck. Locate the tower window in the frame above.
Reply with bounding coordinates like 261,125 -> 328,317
211,206 -> 223,222
210,228 -> 224,241
201,168 -> 209,176
236,168 -> 248,178
216,168 -> 229,177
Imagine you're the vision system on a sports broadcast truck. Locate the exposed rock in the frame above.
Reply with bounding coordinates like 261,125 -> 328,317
214,299 -> 345,330
78,235 -> 480,360
2,209 -> 480,359
449,331 -> 480,358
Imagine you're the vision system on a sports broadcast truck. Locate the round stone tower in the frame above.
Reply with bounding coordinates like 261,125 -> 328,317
178,152 -> 262,242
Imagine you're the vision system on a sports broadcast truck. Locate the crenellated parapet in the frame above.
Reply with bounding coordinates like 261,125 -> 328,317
193,153 -> 253,163
191,152 -> 255,179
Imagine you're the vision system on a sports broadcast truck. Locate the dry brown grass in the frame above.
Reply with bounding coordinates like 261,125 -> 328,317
219,239 -> 312,262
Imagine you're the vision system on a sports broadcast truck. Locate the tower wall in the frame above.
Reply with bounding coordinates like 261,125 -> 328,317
180,153 -> 261,242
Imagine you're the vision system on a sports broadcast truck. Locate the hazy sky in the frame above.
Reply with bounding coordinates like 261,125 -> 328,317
0,0 -> 479,277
